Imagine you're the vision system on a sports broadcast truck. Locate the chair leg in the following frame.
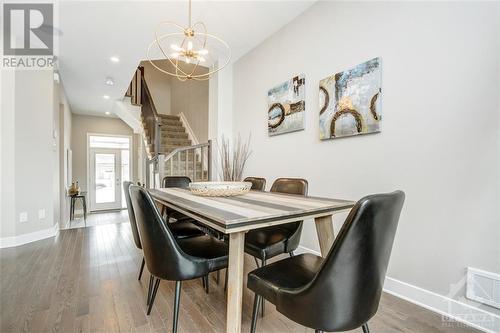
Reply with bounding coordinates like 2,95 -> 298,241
138,257 -> 145,280
260,258 -> 267,317
147,278 -> 160,315
250,294 -> 262,333
254,257 -> 260,267
172,281 -> 182,333
289,251 -> 295,258
147,275 -> 154,305
362,323 -> 371,333
203,275 -> 210,294
202,275 -> 206,289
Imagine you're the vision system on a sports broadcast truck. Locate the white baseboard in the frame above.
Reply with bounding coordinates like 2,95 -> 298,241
297,245 -> 499,333
297,244 -> 321,256
178,112 -> 199,145
0,224 -> 59,248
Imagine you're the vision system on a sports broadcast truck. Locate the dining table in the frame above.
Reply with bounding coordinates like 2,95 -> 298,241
149,187 -> 355,333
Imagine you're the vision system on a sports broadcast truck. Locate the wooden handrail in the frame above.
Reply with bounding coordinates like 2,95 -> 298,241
139,66 -> 160,123
126,66 -> 162,159
163,142 -> 210,161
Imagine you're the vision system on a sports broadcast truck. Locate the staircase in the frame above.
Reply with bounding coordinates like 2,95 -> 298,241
126,66 -> 211,187
156,114 -> 209,181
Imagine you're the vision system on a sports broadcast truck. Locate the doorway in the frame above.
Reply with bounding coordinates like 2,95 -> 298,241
88,134 -> 131,212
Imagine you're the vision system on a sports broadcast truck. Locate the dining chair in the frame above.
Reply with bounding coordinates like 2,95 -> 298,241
123,181 -> 145,281
129,185 -> 229,330
243,177 -> 266,191
243,177 -> 308,316
161,176 -> 206,239
247,191 -> 405,333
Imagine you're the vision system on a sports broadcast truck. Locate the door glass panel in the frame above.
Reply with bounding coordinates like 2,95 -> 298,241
121,150 -> 130,208
90,136 -> 130,149
95,153 -> 115,204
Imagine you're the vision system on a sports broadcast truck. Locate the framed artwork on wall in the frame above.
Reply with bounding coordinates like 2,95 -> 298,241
319,58 -> 382,140
267,74 -> 305,136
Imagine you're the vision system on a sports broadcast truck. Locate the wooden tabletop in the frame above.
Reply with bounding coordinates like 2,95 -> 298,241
149,188 -> 355,233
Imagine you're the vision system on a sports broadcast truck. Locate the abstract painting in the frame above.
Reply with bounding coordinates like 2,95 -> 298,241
268,74 -> 305,136
319,58 -> 382,140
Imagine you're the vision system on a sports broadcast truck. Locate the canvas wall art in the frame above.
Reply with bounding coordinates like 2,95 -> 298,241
319,58 -> 382,140
267,74 -> 305,136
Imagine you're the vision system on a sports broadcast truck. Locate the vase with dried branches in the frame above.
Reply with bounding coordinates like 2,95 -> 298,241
216,134 -> 252,181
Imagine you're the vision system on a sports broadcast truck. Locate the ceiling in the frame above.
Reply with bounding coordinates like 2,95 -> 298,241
57,1 -> 315,116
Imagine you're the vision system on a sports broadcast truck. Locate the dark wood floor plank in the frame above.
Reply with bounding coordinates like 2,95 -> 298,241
0,218 -> 481,333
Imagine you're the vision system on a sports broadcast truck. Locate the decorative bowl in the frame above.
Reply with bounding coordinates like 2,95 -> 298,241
189,181 -> 252,197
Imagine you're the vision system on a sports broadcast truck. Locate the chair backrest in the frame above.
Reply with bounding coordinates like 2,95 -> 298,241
270,177 -> 308,196
128,185 -> 200,280
123,181 -> 142,250
279,191 -> 405,331
162,176 -> 191,189
270,178 -> 308,252
243,177 -> 266,191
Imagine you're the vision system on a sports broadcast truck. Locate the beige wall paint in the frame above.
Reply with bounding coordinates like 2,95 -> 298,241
71,114 -> 138,193
233,0 -> 499,317
171,77 -> 209,143
142,61 -> 172,115
140,60 -> 209,142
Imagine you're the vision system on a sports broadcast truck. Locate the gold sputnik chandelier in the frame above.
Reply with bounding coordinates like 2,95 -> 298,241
148,0 -> 231,81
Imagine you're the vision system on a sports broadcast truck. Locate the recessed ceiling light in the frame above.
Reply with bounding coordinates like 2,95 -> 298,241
103,95 -> 110,99
105,111 -> 111,115
110,56 -> 120,63
105,77 -> 114,86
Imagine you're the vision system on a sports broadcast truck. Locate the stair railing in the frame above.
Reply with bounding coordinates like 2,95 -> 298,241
126,66 -> 163,188
139,66 -> 162,159
157,140 -> 212,184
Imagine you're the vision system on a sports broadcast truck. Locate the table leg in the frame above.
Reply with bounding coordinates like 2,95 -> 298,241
314,215 -> 335,258
226,231 -> 245,333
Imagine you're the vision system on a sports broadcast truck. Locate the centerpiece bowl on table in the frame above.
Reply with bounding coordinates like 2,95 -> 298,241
188,181 -> 252,197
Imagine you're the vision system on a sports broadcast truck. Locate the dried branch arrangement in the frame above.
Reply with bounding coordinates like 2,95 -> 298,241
217,134 -> 252,181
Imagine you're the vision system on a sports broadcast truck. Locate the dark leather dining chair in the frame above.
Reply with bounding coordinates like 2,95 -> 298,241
244,177 -> 266,191
247,191 -> 405,333
129,185 -> 229,331
244,177 -> 308,316
161,176 -> 205,240
123,181 -> 145,281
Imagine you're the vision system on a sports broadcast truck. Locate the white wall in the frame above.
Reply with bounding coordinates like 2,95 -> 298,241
208,64 -> 234,180
232,0 -> 500,323
0,69 -> 16,238
0,69 -> 59,243
56,81 -> 73,228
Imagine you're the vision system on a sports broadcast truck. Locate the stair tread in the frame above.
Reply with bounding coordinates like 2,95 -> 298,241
158,114 -> 180,120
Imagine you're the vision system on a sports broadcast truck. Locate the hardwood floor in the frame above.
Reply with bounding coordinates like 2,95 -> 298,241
0,222 -> 479,333
68,210 -> 129,229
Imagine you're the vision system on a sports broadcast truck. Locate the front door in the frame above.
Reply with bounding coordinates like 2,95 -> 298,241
90,148 -> 122,211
